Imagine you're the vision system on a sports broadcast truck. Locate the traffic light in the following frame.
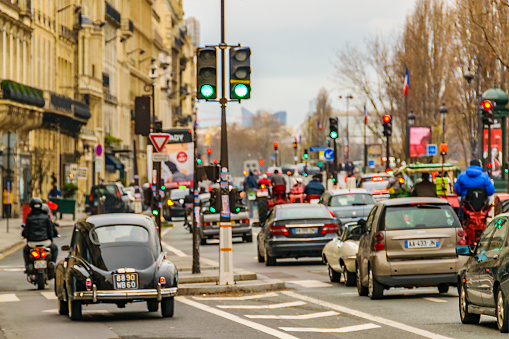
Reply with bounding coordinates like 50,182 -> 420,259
209,188 -> 221,213
229,47 -> 251,100
382,115 -> 392,137
196,157 -> 202,164
196,47 -> 217,99
151,197 -> 159,216
273,142 -> 278,151
480,100 -> 495,125
504,163 -> 509,174
304,149 -> 309,159
207,148 -> 212,154
229,188 -> 243,213
329,117 -> 338,139
292,142 -> 297,149
259,160 -> 264,166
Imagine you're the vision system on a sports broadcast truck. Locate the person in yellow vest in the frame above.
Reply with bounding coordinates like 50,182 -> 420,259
3,187 -> 12,218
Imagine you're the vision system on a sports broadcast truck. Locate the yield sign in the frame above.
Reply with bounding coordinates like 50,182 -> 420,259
149,133 -> 170,153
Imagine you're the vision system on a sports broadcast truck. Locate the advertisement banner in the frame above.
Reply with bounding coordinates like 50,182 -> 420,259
161,142 -> 194,188
409,126 -> 432,158
366,144 -> 383,167
484,128 -> 503,178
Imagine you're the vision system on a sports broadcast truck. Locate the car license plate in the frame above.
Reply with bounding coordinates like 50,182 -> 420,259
113,273 -> 138,289
293,227 -> 316,234
405,239 -> 439,248
34,260 -> 47,269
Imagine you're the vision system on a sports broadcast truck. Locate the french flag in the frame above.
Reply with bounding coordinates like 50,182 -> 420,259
404,67 -> 409,97
363,103 -> 367,124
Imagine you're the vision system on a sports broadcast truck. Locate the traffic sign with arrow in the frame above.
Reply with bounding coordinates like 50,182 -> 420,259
149,133 -> 170,153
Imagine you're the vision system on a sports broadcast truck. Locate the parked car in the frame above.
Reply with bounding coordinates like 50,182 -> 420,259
87,183 -> 131,214
358,174 -> 391,201
320,189 -> 375,224
356,197 -> 465,299
162,188 -> 190,221
457,214 -> 509,332
322,222 -> 362,285
199,192 -> 251,245
257,203 -> 340,266
55,214 -> 178,320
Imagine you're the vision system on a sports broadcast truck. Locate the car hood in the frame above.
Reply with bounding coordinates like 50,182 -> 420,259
329,205 -> 373,220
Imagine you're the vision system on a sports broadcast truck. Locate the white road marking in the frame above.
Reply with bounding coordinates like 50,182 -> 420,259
287,280 -> 331,288
0,294 -> 19,303
161,227 -> 173,237
161,241 -> 187,257
40,292 -> 57,300
176,297 -> 299,339
193,292 -> 279,301
201,257 -> 219,266
246,310 -> 339,320
42,309 -> 111,315
217,301 -> 305,309
3,268 -> 24,272
340,292 -> 359,295
423,297 -> 447,303
282,291 -> 453,339
281,323 -> 380,333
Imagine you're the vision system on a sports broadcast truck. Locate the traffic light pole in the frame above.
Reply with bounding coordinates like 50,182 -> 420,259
333,138 -> 337,181
386,135 -> 390,171
192,108 -> 200,274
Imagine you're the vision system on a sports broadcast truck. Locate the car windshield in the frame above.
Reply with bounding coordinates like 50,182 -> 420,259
278,207 -> 331,219
383,204 -> 459,230
360,181 -> 389,191
330,194 -> 374,207
90,225 -> 149,244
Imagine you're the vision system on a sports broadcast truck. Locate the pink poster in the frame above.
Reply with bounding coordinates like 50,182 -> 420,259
483,128 -> 502,177
409,126 -> 431,158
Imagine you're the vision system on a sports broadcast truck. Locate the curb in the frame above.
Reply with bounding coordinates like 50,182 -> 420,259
177,280 -> 286,295
179,272 -> 257,284
0,240 -> 24,259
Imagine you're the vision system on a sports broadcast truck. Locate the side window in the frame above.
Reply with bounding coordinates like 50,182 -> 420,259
476,221 -> 497,255
365,206 -> 378,232
487,217 -> 509,252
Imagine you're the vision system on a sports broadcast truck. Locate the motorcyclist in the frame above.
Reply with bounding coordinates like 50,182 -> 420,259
22,198 -> 58,272
304,174 -> 325,196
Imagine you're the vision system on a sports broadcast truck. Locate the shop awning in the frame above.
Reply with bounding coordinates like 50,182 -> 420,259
105,154 -> 124,171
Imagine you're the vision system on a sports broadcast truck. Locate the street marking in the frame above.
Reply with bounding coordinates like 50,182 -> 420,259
161,241 -> 187,257
423,297 -> 447,303
0,294 -> 19,303
42,309 -> 111,315
176,297 -> 299,339
246,310 -> 339,320
281,323 -> 380,333
193,292 -> 279,301
217,301 -> 305,309
161,227 -> 173,237
0,243 -> 25,260
287,280 -> 331,288
282,291 -> 453,339
40,292 -> 57,300
340,292 -> 359,295
201,257 -> 219,266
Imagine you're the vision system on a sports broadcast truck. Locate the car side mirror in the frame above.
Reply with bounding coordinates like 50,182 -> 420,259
61,245 -> 70,251
456,245 -> 473,256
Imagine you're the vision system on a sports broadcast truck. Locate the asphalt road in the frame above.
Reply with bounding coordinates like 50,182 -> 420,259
0,219 -> 507,338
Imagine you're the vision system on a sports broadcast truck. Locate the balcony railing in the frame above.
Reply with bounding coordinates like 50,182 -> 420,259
59,25 -> 76,42
105,1 -> 121,27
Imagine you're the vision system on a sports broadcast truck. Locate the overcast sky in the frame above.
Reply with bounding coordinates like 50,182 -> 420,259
183,0 -> 418,128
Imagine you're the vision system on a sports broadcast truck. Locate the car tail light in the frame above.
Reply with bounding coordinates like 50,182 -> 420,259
270,225 -> 289,235
30,249 -> 40,258
159,277 -> 166,286
372,177 -> 383,181
86,278 -> 92,291
458,239 -> 467,246
241,219 -> 249,224
116,190 -> 121,198
457,228 -> 467,246
89,193 -> 94,202
321,223 -> 339,234
457,229 -> 467,238
374,232 -> 385,251
40,249 -> 47,258
203,221 -> 211,227
167,199 -> 174,206
372,189 -> 389,194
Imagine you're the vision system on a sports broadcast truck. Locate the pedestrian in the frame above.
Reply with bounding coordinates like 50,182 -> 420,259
412,173 -> 437,197
48,185 -> 61,199
3,187 -> 12,218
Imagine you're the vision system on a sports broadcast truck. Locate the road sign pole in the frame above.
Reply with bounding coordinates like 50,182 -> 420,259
6,131 -> 10,232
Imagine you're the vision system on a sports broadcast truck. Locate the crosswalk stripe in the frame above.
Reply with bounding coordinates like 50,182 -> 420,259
246,310 -> 339,320
40,292 -> 57,300
280,323 -> 381,333
217,301 -> 305,309
287,280 -> 331,288
423,297 -> 447,303
0,294 -> 19,303
193,292 -> 279,301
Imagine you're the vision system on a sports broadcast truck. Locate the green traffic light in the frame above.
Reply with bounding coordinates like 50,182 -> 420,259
161,185 -> 166,190
152,210 -> 159,216
233,84 -> 249,98
304,173 -> 308,177
330,131 -> 338,139
236,207 -> 240,212
197,158 -> 202,164
304,154 -> 309,159
505,168 -> 509,173
209,207 -> 216,213
200,85 -> 214,98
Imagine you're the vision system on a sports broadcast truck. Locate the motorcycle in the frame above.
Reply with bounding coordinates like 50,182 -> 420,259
460,187 -> 491,246
21,225 -> 56,290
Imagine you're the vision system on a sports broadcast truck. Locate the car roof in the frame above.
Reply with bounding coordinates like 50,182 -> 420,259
276,203 -> 327,209
361,173 -> 390,178
83,213 -> 155,228
380,197 -> 449,206
327,188 -> 370,195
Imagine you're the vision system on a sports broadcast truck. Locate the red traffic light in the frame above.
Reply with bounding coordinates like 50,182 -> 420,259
382,115 -> 391,123
259,160 -> 264,165
481,100 -> 493,110
487,162 -> 492,169
207,148 -> 212,153
273,142 -> 278,148
214,159 -> 218,164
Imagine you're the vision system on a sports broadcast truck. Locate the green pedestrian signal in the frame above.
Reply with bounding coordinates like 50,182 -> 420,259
304,149 -> 309,159
197,158 -> 202,164
209,206 -> 216,213
161,185 -> 166,190
330,131 -> 338,139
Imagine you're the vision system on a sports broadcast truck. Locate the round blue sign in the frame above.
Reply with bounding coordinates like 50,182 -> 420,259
96,144 -> 103,156
323,148 -> 334,161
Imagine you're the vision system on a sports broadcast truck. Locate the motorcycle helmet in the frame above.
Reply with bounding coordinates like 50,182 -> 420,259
41,203 -> 51,214
29,197 -> 43,210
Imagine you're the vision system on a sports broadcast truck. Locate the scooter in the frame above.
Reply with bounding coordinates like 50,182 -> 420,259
25,243 -> 53,290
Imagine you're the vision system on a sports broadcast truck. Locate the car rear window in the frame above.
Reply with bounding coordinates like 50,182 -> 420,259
105,185 -> 118,196
330,194 -> 374,207
360,181 -> 389,191
170,189 -> 189,200
90,225 -> 149,244
383,204 -> 459,230
278,207 -> 331,219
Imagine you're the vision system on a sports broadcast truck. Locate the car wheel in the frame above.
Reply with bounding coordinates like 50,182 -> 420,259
58,297 -> 69,315
161,297 -> 174,318
356,266 -> 368,296
498,289 -> 509,332
68,298 -> 82,321
368,267 -> 383,300
257,245 -> 265,263
438,284 -> 449,294
328,264 -> 341,283
265,248 -> 276,266
341,263 -> 356,287
147,300 -> 159,312
459,283 -> 480,324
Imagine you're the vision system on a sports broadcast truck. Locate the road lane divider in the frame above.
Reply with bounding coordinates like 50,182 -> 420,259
280,323 -> 380,333
176,297 -> 300,339
192,292 -> 279,301
0,294 -> 19,303
246,310 -> 339,320
216,301 -> 305,309
282,291 -> 453,339
287,280 -> 331,288
423,297 -> 448,303
40,292 -> 57,300
161,241 -> 187,257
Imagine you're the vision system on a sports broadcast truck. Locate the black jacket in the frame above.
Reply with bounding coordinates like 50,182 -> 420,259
304,180 -> 325,195
22,210 -> 53,242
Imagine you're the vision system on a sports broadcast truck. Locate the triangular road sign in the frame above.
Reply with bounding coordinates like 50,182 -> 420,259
149,133 -> 170,153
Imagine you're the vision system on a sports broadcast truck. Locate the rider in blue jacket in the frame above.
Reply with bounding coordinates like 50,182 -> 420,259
454,159 -> 495,198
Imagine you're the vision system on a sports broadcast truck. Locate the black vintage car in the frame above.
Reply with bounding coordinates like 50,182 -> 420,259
457,213 -> 509,332
55,214 -> 178,320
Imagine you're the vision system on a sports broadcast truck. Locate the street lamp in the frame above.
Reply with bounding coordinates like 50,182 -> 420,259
439,102 -> 448,143
406,109 -> 416,164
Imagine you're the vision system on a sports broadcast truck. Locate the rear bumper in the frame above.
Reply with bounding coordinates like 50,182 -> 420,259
267,239 -> 330,258
73,284 -> 177,302
376,273 -> 457,287
202,225 -> 251,238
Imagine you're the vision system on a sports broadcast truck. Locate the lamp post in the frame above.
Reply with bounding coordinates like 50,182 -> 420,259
407,109 -> 415,164
439,102 -> 448,178
339,95 -> 353,167
463,67 -> 482,161
148,59 -> 161,234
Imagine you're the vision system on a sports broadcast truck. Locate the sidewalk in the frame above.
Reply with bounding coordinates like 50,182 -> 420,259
0,212 -> 86,258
